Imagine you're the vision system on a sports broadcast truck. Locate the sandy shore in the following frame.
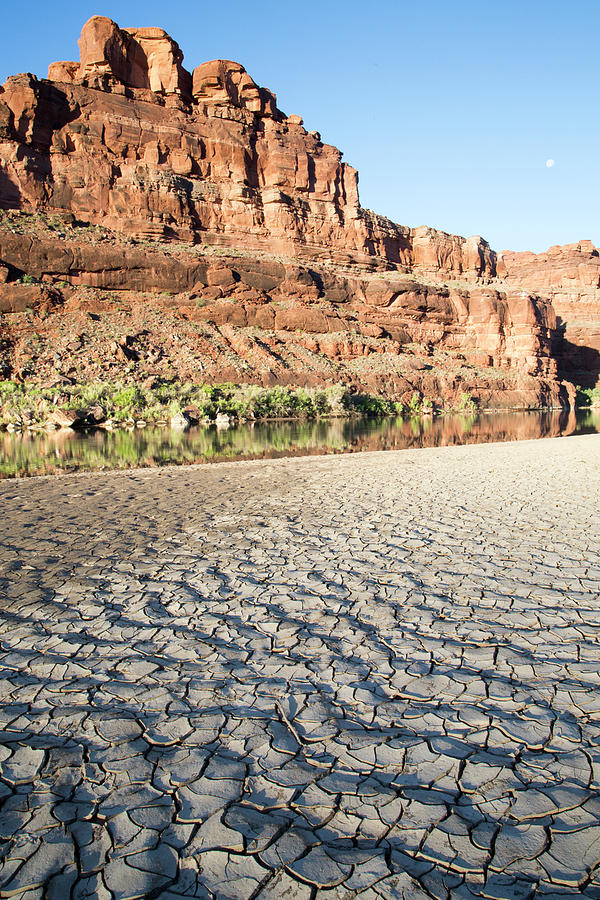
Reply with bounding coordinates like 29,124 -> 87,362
0,435 -> 599,898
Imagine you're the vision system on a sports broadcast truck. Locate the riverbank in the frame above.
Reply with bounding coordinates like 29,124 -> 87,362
0,379 -> 434,432
1,435 -> 599,896
4,375 -> 589,436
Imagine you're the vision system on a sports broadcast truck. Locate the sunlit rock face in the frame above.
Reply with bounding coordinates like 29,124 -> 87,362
192,59 -> 278,117
498,242 -> 600,387
71,16 -> 191,95
0,13 -> 495,271
0,15 -> 574,406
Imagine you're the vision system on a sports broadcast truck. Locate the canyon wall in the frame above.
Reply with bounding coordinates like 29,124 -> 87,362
498,242 -> 600,387
0,224 -> 562,408
0,16 -> 586,407
0,15 -> 496,275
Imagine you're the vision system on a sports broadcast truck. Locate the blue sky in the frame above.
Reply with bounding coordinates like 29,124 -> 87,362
1,0 -> 597,252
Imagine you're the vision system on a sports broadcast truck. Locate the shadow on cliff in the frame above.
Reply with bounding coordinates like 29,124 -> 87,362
0,81 -> 81,210
555,316 -> 600,389
23,81 -> 81,149
0,169 -> 21,209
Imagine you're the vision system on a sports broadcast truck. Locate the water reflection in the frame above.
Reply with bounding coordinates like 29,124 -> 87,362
1,408 -> 599,478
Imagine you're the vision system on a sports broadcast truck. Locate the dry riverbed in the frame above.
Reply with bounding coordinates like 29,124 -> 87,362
0,436 -> 599,898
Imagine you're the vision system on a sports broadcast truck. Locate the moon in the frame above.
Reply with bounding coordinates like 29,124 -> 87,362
546,159 -> 555,168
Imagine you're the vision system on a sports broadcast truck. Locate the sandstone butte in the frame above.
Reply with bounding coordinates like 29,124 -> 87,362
0,15 -> 598,409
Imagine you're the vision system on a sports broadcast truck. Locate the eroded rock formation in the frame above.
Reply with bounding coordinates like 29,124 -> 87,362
499,242 -> 600,387
0,15 -> 586,407
51,15 -> 192,96
0,15 -> 495,273
0,223 -> 561,407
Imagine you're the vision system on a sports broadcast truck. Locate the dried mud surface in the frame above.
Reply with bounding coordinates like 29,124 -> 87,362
0,436 -> 599,898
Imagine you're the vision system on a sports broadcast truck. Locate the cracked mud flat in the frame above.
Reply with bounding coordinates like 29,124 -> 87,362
0,434 -> 599,900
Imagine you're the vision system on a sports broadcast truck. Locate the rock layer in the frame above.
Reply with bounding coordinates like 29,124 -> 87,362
499,242 -> 600,387
0,15 -> 495,272
0,15 -> 584,406
0,225 -> 561,407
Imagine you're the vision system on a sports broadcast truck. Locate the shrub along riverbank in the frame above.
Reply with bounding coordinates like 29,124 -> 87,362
0,380 -> 425,430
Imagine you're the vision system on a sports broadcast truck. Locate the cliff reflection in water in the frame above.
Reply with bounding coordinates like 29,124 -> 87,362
1,408 -> 598,479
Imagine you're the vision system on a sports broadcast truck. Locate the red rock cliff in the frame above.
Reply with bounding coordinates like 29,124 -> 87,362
499,242 -> 600,387
0,16 -> 572,407
0,15 -> 496,277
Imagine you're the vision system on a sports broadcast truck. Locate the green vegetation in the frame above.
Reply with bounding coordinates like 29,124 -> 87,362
408,392 -> 422,415
576,386 -> 600,407
0,380 -> 412,428
4,408 -> 598,479
456,391 -> 477,412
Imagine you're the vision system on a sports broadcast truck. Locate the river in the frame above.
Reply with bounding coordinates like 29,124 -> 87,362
1,407 -> 598,478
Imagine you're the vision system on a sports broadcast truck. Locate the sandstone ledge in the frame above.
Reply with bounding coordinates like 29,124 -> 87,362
0,215 -> 564,409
